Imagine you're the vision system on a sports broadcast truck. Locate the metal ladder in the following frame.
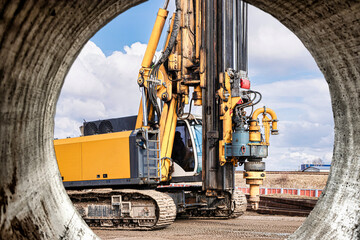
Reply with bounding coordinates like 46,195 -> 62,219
144,129 -> 161,182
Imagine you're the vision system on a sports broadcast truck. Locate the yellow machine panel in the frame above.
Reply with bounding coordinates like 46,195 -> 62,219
54,131 -> 132,182
55,141 -> 82,182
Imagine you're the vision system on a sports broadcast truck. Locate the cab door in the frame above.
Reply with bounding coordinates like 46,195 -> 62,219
171,119 -> 201,177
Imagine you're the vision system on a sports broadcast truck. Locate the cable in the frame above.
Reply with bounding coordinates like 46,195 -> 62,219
148,78 -> 161,121
178,97 -> 194,120
168,75 -> 183,82
249,105 -> 254,117
147,0 -> 181,123
162,0 -> 170,9
233,90 -> 262,117
150,0 -> 181,77
248,90 -> 262,106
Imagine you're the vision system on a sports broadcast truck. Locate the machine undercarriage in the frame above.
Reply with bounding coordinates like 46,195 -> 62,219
69,189 -> 177,230
159,186 -> 247,219
68,187 -> 247,230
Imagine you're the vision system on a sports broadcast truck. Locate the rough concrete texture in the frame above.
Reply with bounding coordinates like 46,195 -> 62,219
0,1 -> 144,239
245,0 -> 360,239
0,0 -> 359,239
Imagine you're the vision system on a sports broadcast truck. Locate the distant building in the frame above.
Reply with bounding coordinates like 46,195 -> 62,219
301,164 -> 331,172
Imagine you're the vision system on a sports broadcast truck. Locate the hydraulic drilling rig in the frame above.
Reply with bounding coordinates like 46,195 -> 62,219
54,0 -> 278,229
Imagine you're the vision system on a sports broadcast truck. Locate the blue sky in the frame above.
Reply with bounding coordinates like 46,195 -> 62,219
55,1 -> 333,171
91,0 -> 173,56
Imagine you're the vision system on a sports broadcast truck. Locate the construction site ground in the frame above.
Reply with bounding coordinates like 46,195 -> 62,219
92,172 -> 328,239
95,211 -> 305,240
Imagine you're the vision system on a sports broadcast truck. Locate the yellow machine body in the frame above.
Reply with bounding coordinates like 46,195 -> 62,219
54,131 -> 132,182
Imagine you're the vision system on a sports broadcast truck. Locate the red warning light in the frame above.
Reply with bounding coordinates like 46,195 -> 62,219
240,78 -> 250,89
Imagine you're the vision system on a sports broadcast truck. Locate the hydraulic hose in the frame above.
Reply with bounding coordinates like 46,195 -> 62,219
150,0 -> 181,121
152,0 -> 181,71
163,0 -> 170,9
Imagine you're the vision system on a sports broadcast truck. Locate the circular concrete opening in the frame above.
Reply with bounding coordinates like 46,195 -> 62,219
0,1 -> 144,239
1,0 -> 359,239
245,1 -> 360,239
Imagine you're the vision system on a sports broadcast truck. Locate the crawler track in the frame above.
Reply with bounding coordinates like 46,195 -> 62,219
173,189 -> 247,219
229,189 -> 248,218
68,189 -> 177,230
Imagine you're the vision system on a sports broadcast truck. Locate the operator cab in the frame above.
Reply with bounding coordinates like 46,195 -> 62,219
171,117 -> 202,178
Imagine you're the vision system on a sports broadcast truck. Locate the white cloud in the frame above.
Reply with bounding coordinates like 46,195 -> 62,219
254,78 -> 333,125
56,97 -> 107,121
248,5 -> 319,77
54,41 -> 147,138
270,120 -> 333,148
249,77 -> 334,170
54,117 -> 83,139
264,147 -> 333,171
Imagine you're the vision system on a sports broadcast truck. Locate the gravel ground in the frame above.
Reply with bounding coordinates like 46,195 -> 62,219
94,212 -> 305,240
93,172 -> 319,239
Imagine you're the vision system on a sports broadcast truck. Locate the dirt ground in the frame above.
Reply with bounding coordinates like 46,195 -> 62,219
94,212 -> 305,240
236,171 -> 328,189
93,172 -> 324,239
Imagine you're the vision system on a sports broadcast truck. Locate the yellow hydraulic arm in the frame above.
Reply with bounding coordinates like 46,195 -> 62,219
136,7 -> 168,128
134,2 -> 182,182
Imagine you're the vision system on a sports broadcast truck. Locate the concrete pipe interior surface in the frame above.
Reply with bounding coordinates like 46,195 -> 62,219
0,0 -> 359,239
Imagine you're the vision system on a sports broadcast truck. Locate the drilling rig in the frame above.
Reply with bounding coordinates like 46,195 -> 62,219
54,0 -> 278,229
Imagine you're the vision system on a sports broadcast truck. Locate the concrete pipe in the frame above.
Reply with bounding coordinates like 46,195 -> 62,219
246,1 -> 360,239
0,0 -> 359,239
0,1 -> 144,239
